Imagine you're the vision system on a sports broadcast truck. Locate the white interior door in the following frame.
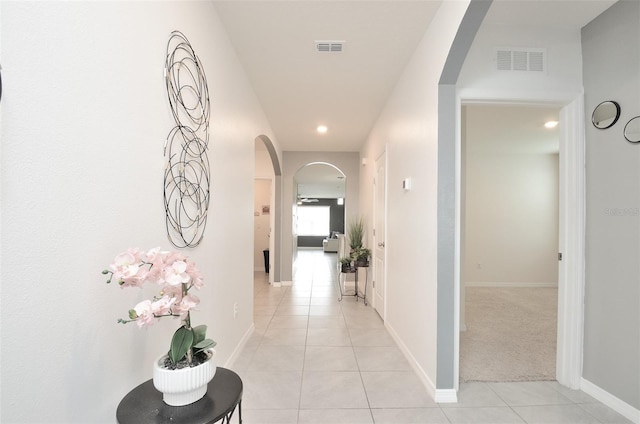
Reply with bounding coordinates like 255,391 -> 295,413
373,152 -> 386,319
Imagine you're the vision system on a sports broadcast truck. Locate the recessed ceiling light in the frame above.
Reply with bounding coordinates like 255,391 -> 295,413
317,125 -> 328,134
544,121 -> 559,129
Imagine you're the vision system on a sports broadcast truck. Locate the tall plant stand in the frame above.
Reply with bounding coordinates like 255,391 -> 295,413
337,265 -> 368,305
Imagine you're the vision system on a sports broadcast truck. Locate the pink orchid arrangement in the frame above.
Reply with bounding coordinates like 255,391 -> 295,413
103,247 -> 216,368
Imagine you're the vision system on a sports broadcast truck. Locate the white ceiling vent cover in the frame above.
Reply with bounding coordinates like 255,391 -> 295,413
496,48 -> 546,73
315,41 -> 345,53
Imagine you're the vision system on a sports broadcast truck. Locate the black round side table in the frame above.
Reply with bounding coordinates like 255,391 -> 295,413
116,367 -> 242,424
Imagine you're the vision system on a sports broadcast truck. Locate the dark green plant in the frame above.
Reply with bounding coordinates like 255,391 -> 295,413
170,322 -> 217,366
339,256 -> 353,265
353,247 -> 371,262
348,216 -> 365,250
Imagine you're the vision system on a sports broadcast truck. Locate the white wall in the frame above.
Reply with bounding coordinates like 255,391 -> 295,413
465,152 -> 559,284
466,151 -> 559,284
0,2 -> 278,422
359,1 -> 470,397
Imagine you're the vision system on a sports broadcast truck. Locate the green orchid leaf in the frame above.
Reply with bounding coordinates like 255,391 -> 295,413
170,326 -> 194,365
192,325 -> 207,345
128,309 -> 138,319
193,339 -> 216,354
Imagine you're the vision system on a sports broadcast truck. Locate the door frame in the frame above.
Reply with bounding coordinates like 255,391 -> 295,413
373,150 -> 388,320
455,95 -> 586,390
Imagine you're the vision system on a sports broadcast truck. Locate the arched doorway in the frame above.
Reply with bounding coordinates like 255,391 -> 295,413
292,163 -> 346,270
280,152 -> 360,285
254,135 -> 282,284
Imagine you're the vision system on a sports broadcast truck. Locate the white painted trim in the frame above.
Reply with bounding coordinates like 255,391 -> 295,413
435,389 -> 458,403
555,97 -> 586,389
272,281 -> 282,288
385,321 -> 444,402
581,378 -> 640,424
280,280 -> 292,286
372,148 -> 389,322
465,282 -> 558,288
223,323 -> 255,369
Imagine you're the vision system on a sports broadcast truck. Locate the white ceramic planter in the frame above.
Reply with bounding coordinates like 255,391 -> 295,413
152,349 -> 216,406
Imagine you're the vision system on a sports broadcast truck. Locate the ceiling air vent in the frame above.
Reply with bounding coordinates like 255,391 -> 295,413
496,48 -> 546,73
315,40 -> 345,53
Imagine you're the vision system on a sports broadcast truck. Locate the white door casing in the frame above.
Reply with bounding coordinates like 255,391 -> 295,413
374,151 -> 387,319
555,97 -> 586,389
455,95 -> 586,391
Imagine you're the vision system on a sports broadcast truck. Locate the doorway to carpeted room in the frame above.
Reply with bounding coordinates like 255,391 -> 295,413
460,287 -> 557,382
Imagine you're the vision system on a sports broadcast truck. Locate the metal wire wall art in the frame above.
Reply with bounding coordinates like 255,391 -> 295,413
164,31 -> 211,248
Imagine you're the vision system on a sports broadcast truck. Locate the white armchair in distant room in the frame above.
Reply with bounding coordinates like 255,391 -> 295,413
323,231 -> 341,253
323,237 -> 339,252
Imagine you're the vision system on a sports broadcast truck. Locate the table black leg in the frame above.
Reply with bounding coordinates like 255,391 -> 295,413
221,400 -> 241,424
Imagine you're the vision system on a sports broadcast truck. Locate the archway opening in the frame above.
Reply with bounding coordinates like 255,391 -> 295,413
254,135 -> 281,285
292,163 -> 346,277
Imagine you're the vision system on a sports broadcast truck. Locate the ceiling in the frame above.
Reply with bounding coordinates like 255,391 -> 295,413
465,104 -> 561,154
232,1 -> 615,198
214,0 -> 442,152
214,0 -> 615,153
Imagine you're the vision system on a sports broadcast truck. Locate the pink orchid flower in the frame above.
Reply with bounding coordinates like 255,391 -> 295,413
173,294 -> 200,316
110,251 -> 140,279
133,300 -> 157,328
163,261 -> 190,286
151,295 -> 176,316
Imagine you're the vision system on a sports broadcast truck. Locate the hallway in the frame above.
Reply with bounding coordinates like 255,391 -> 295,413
230,250 -> 631,424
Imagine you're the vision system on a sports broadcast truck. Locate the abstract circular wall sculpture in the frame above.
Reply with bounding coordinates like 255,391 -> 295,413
164,31 -> 211,248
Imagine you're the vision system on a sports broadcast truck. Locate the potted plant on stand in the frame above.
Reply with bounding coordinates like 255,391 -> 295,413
103,247 -> 217,406
339,256 -> 355,273
348,217 -> 371,267
353,247 -> 371,268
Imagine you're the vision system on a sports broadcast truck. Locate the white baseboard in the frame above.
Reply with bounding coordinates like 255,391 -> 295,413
465,281 -> 558,288
435,389 -> 458,403
281,281 -> 292,286
223,323 -> 255,369
272,281 -> 282,288
384,322 -> 447,402
581,378 -> 640,424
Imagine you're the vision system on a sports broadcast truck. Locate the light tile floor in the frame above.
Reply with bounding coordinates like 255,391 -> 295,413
229,250 -> 632,424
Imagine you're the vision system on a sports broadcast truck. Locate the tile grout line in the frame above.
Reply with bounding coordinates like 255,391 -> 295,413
296,278 -> 312,424
345,302 -> 377,423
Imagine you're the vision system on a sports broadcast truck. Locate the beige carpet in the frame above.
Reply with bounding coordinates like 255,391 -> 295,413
460,287 -> 557,382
